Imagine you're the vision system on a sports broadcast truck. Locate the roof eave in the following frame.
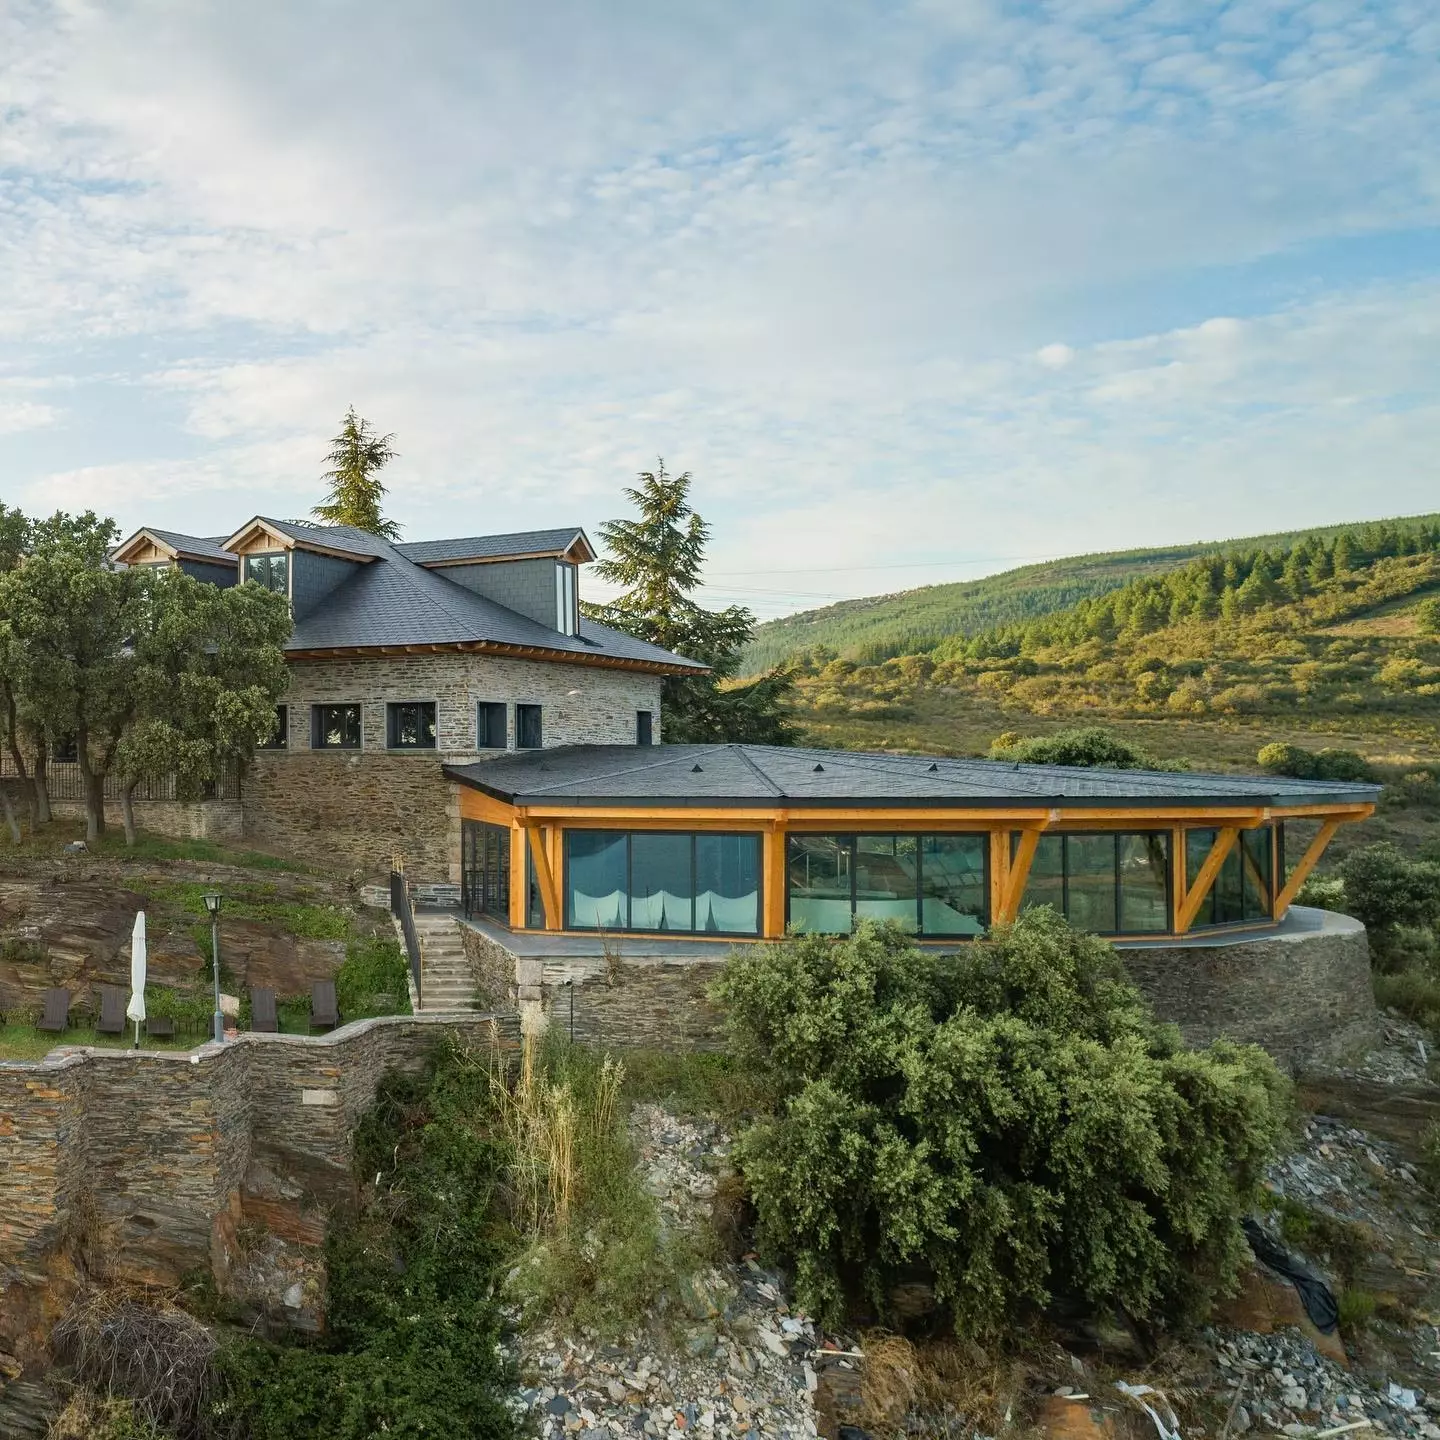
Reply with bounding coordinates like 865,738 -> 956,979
285,638 -> 707,676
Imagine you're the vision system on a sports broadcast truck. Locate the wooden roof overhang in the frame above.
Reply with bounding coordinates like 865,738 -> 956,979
222,517 -> 380,562
414,535 -> 597,567
286,638 -> 707,677
110,528 -> 238,568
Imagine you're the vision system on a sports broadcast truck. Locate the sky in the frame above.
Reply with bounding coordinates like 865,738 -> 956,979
1,1 -> 1437,621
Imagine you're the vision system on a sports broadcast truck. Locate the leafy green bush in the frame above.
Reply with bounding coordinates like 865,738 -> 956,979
214,1038 -> 516,1440
1257,741 -> 1374,782
1416,596 -> 1440,636
1372,968 -> 1440,1028
335,935 -> 412,1019
1336,843 -> 1440,933
988,726 -> 1185,771
717,915 -> 1289,1336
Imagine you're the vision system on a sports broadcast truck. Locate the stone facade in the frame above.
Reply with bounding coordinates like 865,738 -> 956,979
245,652 -> 663,879
45,797 -> 244,844
0,1013 -> 519,1436
1116,908 -> 1379,1070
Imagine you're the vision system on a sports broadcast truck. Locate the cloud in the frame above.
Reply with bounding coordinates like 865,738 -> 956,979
0,0 -> 1436,616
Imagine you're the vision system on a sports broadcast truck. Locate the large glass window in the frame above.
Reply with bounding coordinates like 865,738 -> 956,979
788,834 -> 988,937
564,831 -> 761,935
477,701 -> 508,749
462,821 -> 511,921
1185,826 -> 1275,927
386,701 -> 436,749
244,553 -> 289,594
1015,832 -> 1171,935
311,703 -> 361,750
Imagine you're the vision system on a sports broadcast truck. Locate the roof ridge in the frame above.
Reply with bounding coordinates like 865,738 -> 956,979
517,747 -> 720,796
731,744 -> 786,797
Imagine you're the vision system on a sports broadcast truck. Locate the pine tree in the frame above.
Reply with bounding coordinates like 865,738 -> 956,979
589,460 -> 796,744
1332,532 -> 1356,574
312,408 -> 401,539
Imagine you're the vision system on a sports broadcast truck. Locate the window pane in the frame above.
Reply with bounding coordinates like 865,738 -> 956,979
788,836 -> 852,934
1119,833 -> 1169,933
517,704 -> 542,748
696,834 -> 760,934
630,833 -> 693,932
1018,834 -> 1065,916
855,835 -> 918,933
1066,835 -> 1118,933
390,702 -> 435,748
478,702 -> 506,748
1185,830 -> 1218,926
920,835 -> 987,936
1242,827 -> 1273,921
314,703 -> 360,749
566,831 -> 627,929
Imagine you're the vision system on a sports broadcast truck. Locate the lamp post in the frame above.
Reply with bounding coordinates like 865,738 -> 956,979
203,891 -> 223,1043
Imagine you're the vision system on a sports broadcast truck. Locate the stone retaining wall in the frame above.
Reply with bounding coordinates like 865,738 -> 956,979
1117,910 -> 1379,1070
45,797 -> 244,844
463,909 -> 1378,1071
0,1013 -> 519,1436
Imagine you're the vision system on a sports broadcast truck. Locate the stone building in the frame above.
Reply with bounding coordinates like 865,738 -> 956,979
109,516 -> 703,876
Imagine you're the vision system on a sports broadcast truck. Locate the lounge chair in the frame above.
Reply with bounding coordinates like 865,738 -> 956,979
37,988 -> 71,1034
310,980 -> 340,1032
145,1015 -> 175,1040
96,984 -> 126,1036
250,987 -> 279,1034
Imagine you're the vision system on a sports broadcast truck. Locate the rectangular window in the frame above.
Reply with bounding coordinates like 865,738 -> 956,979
462,820 -> 511,920
477,701 -> 508,749
257,705 -> 288,750
516,703 -> 543,749
787,833 -> 989,938
554,561 -> 578,635
636,710 -> 653,746
311,703 -> 361,750
564,831 -> 761,935
1017,832 -> 1171,935
1185,826 -> 1274,927
386,701 -> 436,750
244,552 -> 289,595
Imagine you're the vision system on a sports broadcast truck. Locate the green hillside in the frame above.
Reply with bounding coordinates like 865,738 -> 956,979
740,512 -> 1440,674
784,522 -> 1440,770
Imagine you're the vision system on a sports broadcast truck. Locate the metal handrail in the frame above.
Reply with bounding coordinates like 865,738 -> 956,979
391,863 -> 423,1008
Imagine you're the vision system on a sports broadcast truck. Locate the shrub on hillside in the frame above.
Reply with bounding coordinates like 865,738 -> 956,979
1417,596 -> 1440,636
1335,843 -> 1440,935
988,726 -> 1186,771
717,915 -> 1288,1337
1257,742 -> 1374,783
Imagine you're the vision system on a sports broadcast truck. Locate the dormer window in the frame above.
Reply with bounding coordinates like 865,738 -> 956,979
244,552 -> 289,595
554,561 -> 578,636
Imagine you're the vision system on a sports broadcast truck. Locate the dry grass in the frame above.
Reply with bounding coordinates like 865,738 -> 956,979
52,1287 -> 218,1439
854,1331 -> 1027,1439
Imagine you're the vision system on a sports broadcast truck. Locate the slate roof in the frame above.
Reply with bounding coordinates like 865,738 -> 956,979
130,529 -> 238,565
252,518 -> 703,672
445,744 -> 1383,810
395,529 -> 591,565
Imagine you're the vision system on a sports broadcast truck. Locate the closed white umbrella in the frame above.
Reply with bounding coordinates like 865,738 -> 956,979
128,910 -> 147,1048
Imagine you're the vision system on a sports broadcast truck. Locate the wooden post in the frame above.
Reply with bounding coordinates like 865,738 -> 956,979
524,824 -> 562,931
998,828 -> 1042,924
509,824 -> 527,929
763,826 -> 787,938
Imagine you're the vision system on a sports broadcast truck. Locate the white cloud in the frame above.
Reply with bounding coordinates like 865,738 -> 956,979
0,0 -> 1436,617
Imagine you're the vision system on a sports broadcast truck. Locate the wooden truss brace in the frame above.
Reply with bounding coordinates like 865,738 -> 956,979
996,813 -> 1059,924
1273,817 -> 1343,916
1174,826 -> 1240,933
524,823 -> 562,930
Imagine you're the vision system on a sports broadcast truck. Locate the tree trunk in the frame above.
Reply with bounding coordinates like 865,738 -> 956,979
2,689 -> 37,829
121,781 -> 137,847
75,729 -> 104,842
33,733 -> 51,825
0,783 -> 20,844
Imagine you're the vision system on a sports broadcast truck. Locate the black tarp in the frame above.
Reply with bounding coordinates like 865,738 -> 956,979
1242,1217 -> 1340,1334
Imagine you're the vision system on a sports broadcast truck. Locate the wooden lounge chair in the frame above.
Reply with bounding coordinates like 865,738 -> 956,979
37,988 -> 71,1034
145,1015 -> 175,1040
310,980 -> 340,1032
96,984 -> 126,1036
250,987 -> 279,1034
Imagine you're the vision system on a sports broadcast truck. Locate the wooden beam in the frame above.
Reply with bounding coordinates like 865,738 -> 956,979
524,824 -> 562,931
989,831 -> 1009,924
997,826 -> 1046,924
509,824 -> 527,929
762,827 -> 787,938
1274,817 -> 1343,917
1175,826 -> 1239,932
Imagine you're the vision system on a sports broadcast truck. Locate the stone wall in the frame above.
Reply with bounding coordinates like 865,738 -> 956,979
463,909 -> 1378,1071
245,652 -> 662,880
44,797 -> 244,844
0,1013 -> 520,1436
1116,908 -> 1379,1070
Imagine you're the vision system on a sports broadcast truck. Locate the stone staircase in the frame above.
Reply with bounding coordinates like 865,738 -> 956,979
412,911 -> 479,1012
